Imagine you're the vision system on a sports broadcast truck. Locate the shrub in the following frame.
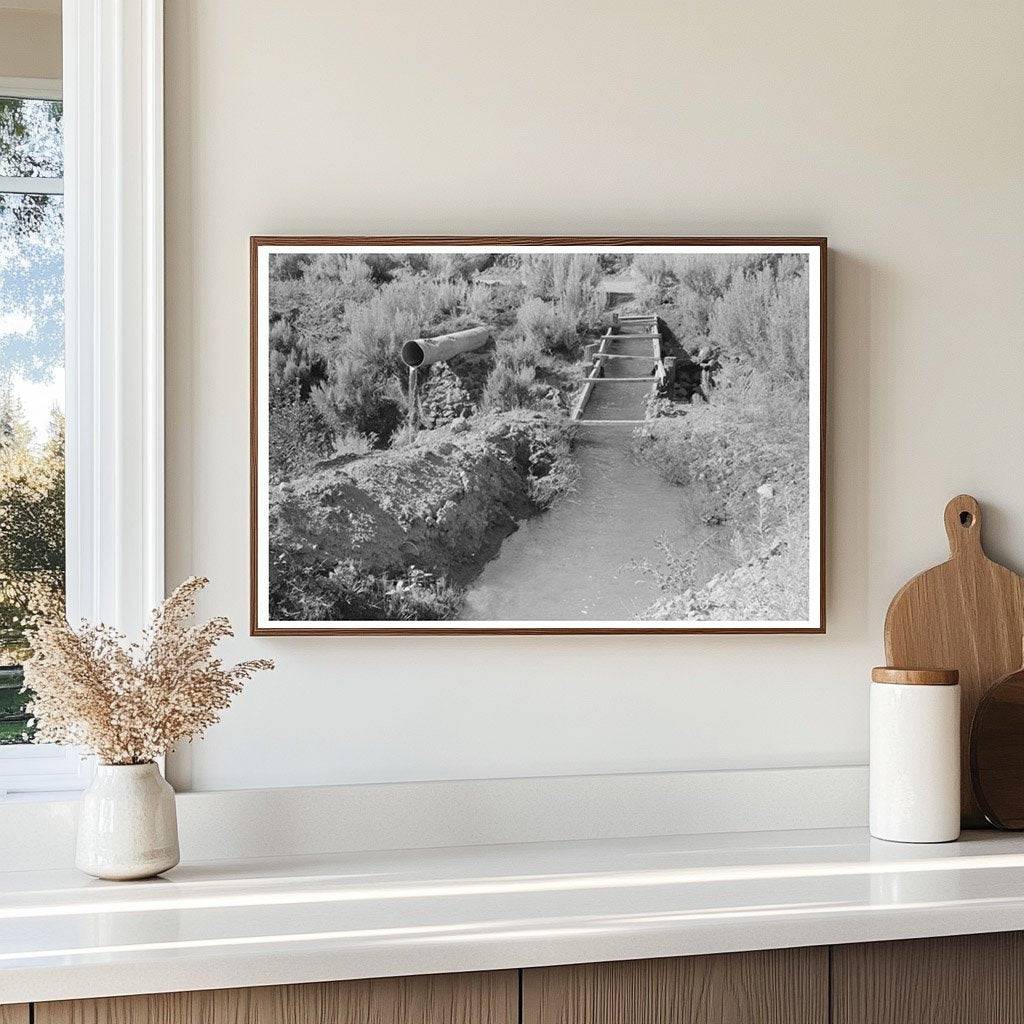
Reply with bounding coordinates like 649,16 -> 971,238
310,365 -> 404,448
425,253 -> 490,282
521,255 -> 553,299
309,275 -> 446,447
515,291 -> 595,358
435,278 -> 469,315
502,336 -> 541,372
635,359 -> 809,621
270,557 -> 464,622
766,270 -> 810,377
467,282 -> 499,319
549,303 -> 586,355
631,280 -> 662,311
269,390 -> 331,480
329,427 -> 375,460
641,372 -> 805,506
633,254 -> 672,287
269,253 -> 309,281
673,255 -> 733,339
708,257 -> 810,379
480,361 -> 537,412
516,296 -> 553,348
552,253 -> 599,307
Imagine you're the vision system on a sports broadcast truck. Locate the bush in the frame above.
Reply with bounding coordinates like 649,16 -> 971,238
521,255 -> 554,299
310,366 -> 403,448
502,336 -> 541,372
672,255 -> 733,340
269,389 -> 332,480
514,294 -> 595,358
633,254 -> 672,288
645,530 -> 809,622
480,361 -> 537,412
635,362 -> 809,621
270,556 -> 464,621
309,275 -> 446,447
435,278 -> 469,315
708,256 -> 810,379
641,371 -> 806,506
515,296 -> 553,348
552,253 -> 598,307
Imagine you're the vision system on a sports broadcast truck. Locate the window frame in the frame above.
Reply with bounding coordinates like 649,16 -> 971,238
0,0 -> 165,799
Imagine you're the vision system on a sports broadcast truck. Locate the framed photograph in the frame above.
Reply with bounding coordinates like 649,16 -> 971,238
251,237 -> 826,635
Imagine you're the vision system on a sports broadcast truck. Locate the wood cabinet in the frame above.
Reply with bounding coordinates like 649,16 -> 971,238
34,971 -> 517,1024
832,932 -> 1024,1024
20,932 -> 1024,1024
522,948 -> 828,1024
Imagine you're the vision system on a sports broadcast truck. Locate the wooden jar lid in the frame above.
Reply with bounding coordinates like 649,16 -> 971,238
871,667 -> 960,686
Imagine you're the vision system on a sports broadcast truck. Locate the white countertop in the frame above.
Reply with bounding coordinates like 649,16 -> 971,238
4,826 -> 1024,1004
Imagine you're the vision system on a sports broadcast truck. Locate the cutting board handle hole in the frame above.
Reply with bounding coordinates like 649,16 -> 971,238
960,511 -> 975,527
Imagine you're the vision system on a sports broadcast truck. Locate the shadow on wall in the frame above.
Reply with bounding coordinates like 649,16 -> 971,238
828,250 -> 873,637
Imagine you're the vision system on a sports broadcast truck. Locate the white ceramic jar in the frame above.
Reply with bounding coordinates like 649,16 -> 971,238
869,667 -> 960,843
76,762 -> 180,880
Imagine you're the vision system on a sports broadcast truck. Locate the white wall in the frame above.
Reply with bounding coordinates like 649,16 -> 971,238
164,0 -> 1024,792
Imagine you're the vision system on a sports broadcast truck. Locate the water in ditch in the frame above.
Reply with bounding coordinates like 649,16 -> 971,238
459,426 -> 723,622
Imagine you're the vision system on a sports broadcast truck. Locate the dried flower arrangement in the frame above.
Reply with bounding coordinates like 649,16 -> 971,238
23,576 -> 273,765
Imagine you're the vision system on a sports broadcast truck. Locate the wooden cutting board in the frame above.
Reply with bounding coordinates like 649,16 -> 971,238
884,494 -> 1024,826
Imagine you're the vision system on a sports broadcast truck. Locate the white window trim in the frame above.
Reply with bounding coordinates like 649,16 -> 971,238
0,1 -> 165,798
64,0 -> 164,635
0,79 -> 64,204
0,76 -> 62,101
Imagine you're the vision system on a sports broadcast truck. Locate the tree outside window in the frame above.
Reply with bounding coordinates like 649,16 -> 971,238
0,94 -> 65,744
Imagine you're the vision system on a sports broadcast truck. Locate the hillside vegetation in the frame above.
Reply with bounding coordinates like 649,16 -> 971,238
267,253 -> 602,620
629,253 -> 812,621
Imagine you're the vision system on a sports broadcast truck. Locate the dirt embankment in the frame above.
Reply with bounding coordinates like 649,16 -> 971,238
270,412 -> 569,587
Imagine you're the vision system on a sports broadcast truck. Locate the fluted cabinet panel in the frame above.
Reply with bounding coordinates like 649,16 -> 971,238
35,971 -> 517,1024
832,933 -> 1024,1024
522,948 -> 828,1024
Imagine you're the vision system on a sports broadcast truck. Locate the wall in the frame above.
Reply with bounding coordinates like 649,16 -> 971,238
164,0 -> 1024,792
0,4 -> 60,80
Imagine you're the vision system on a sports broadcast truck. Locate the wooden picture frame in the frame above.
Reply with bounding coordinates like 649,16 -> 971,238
251,237 -> 827,635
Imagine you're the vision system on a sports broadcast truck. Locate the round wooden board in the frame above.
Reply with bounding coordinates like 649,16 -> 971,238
970,663 -> 1024,829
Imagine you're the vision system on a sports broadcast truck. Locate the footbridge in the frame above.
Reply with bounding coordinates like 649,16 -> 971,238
570,313 -> 668,425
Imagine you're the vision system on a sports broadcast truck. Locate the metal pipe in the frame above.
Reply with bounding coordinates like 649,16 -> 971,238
400,326 -> 491,368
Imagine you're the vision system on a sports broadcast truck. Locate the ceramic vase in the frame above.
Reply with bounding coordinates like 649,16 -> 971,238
76,762 -> 180,880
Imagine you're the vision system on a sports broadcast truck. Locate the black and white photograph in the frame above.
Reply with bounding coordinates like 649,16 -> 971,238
251,239 -> 824,633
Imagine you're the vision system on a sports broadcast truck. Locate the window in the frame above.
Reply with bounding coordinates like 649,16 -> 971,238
0,4 -> 166,799
0,79 -> 84,796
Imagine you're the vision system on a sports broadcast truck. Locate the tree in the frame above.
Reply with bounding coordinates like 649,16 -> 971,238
0,97 -> 62,240
0,397 -> 65,663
